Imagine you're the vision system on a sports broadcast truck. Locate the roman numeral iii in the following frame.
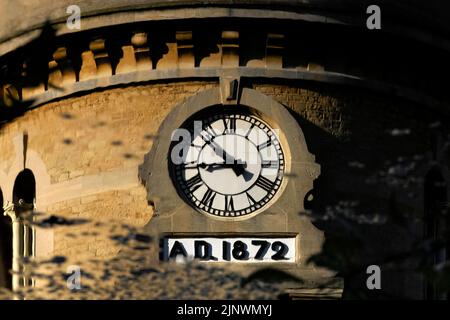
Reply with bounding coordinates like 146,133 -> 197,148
255,175 -> 275,192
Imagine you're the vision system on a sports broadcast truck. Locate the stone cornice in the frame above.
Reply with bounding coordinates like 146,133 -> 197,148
1,23 -> 449,116
2,2 -> 450,56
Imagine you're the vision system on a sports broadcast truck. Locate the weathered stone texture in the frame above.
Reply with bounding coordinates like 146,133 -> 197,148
0,81 -> 216,261
0,82 -> 216,180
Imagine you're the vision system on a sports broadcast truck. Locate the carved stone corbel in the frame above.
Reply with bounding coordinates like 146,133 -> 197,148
220,75 -> 241,105
47,47 -> 76,88
131,32 -> 152,71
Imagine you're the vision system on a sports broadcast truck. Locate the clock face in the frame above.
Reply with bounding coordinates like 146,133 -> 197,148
170,109 -> 285,218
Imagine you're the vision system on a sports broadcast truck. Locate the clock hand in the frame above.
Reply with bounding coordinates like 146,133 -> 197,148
208,139 -> 238,164
203,162 -> 243,172
203,140 -> 255,180
196,162 -> 233,171
201,161 -> 254,182
231,161 -> 254,182
205,163 -> 232,172
208,140 -> 255,179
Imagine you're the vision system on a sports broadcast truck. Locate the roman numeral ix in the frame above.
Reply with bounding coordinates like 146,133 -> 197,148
186,174 -> 203,192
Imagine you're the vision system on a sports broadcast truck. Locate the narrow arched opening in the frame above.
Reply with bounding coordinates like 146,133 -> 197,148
13,169 -> 36,205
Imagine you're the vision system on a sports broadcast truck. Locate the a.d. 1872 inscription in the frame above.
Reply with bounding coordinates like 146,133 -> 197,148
161,237 -> 297,263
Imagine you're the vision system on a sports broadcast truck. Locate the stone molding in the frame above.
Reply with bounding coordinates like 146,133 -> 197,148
1,24 -> 448,115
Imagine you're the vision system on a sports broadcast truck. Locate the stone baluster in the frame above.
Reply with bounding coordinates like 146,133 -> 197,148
221,31 -> 239,68
176,31 -> 194,69
79,38 -> 112,80
266,33 -> 284,69
132,32 -> 152,71
47,46 -> 76,88
90,38 -> 112,77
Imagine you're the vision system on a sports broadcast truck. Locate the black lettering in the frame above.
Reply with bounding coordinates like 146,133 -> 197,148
222,241 -> 231,261
169,241 -> 188,260
271,241 -> 289,260
232,241 -> 250,260
194,240 -> 218,261
251,240 -> 271,260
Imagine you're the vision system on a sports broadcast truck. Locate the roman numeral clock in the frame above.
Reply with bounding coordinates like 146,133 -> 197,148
172,112 -> 285,219
139,86 -> 333,283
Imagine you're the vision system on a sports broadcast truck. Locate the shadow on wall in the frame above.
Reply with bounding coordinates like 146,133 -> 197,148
284,96 -> 449,299
424,166 -> 448,300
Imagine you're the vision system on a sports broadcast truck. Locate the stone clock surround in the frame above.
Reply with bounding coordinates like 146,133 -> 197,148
139,86 -> 339,287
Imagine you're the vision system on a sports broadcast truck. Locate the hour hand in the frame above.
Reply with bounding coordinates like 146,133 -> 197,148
240,168 -> 254,182
209,140 -> 236,164
233,162 -> 254,182
202,161 -> 254,182
202,162 -> 236,172
204,163 -> 225,172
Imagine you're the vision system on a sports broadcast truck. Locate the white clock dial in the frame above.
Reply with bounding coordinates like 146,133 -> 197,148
170,111 -> 285,218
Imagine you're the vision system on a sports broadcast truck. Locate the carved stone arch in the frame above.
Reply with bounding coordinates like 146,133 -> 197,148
0,135 -> 53,264
12,168 -> 36,206
2,135 -> 51,207
139,87 -> 320,218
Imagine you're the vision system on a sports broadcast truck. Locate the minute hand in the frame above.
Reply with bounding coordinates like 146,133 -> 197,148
208,140 -> 253,180
209,139 -> 238,165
